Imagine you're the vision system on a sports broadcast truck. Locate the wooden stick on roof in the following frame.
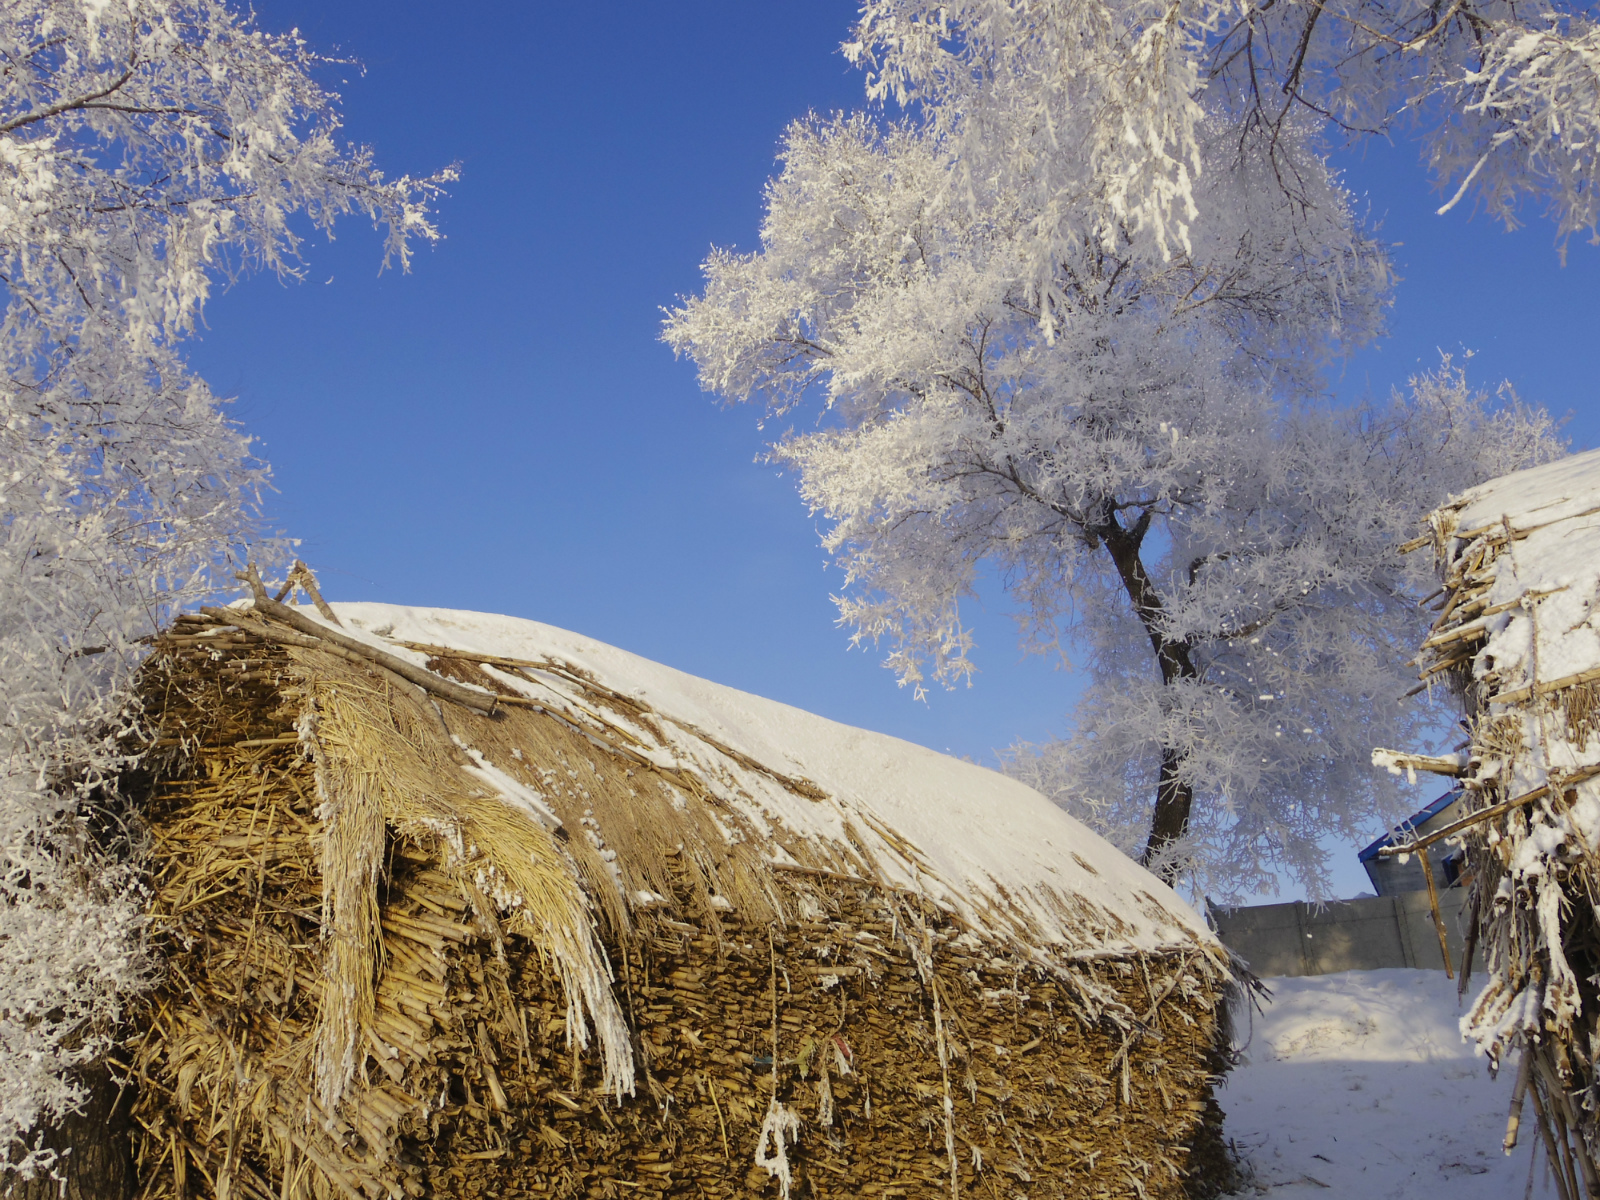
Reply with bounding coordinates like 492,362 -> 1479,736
224,564 -> 505,716
289,560 -> 342,626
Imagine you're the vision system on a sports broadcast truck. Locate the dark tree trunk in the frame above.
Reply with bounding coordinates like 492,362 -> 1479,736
1099,514 -> 1199,881
1145,746 -> 1197,873
5,1067 -> 135,1200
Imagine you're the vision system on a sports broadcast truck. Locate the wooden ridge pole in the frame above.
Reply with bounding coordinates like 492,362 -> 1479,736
209,565 -> 507,716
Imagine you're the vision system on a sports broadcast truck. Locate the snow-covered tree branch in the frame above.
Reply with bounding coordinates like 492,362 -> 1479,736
0,0 -> 451,1176
846,0 -> 1600,283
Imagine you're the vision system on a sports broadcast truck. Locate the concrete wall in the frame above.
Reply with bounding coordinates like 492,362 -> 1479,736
1211,888 -> 1471,977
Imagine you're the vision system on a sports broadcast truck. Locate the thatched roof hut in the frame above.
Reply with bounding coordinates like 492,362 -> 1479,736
118,572 -> 1234,1200
1380,447 -> 1600,1199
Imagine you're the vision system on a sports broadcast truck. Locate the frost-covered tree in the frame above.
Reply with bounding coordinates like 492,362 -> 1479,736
991,366 -> 1560,892
0,1 -> 448,1180
665,100 -> 1563,896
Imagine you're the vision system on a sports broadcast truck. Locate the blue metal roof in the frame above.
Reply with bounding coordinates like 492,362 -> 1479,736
1357,790 -> 1462,863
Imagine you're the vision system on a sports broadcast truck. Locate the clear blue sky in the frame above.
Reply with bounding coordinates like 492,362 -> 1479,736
193,1 -> 1598,899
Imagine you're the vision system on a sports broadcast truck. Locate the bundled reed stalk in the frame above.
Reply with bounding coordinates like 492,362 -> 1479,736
116,594 -> 1235,1200
1383,479 -> 1600,1200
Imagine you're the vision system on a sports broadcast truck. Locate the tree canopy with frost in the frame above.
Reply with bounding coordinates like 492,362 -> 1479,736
664,0 -> 1575,897
846,0 -> 1600,282
0,0 -> 448,1176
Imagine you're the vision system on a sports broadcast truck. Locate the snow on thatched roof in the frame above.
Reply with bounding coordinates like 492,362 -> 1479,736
1432,446 -> 1600,735
320,601 -> 1215,961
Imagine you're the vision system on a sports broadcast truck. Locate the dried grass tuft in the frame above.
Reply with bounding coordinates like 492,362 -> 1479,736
300,658 -> 635,1101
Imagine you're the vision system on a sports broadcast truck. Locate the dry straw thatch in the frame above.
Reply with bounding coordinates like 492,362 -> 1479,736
113,572 -> 1236,1200
1380,449 -> 1600,1200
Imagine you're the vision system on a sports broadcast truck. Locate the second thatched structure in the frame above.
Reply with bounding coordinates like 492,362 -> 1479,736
1378,447 -> 1600,1200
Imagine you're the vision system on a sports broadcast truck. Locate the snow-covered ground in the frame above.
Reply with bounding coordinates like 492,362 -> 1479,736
1220,969 -> 1553,1198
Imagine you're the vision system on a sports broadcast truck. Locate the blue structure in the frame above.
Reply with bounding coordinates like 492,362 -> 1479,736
1358,790 -> 1469,896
